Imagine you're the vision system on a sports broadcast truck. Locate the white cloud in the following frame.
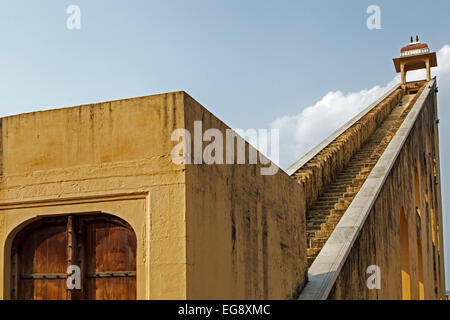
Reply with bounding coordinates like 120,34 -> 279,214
272,44 -> 450,170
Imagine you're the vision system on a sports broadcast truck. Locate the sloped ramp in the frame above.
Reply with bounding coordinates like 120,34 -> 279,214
293,80 -> 433,299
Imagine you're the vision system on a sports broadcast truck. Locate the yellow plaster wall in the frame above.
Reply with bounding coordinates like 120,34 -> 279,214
0,91 -> 308,300
183,94 -> 307,299
0,92 -> 189,299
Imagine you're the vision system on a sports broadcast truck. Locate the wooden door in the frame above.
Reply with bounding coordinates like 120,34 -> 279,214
12,218 -> 68,300
84,216 -> 137,300
11,214 -> 136,300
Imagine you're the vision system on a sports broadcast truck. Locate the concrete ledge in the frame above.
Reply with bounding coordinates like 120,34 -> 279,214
298,79 -> 435,300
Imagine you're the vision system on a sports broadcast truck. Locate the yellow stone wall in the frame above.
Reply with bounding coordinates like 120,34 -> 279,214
183,94 -> 307,299
0,92 -> 188,299
0,91 -> 307,299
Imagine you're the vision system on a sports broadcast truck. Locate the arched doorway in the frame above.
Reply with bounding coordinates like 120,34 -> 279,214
11,214 -> 137,300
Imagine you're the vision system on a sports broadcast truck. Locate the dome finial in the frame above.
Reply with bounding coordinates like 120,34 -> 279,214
416,35 -> 419,42
410,36 -> 413,43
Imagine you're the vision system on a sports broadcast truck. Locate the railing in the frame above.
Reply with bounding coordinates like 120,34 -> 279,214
400,48 -> 430,57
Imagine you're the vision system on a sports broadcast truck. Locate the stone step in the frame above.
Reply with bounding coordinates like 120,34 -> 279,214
356,152 -> 378,156
351,159 -> 373,164
328,186 -> 351,192
307,231 -> 317,239
307,256 -> 317,267
322,191 -> 346,197
339,198 -> 355,207
334,175 -> 356,181
347,162 -> 369,166
330,182 -> 352,187
314,199 -> 339,206
320,222 -> 339,232
306,224 -> 321,232
345,163 -> 366,167
307,216 -> 325,224
353,153 -> 375,157
351,156 -> 373,161
317,196 -> 340,202
336,172 -> 358,177
353,153 -> 374,157
335,173 -> 356,178
307,212 -> 329,219
331,208 -> 347,215
309,237 -> 328,248
310,204 -> 335,210
345,187 -> 361,194
330,181 -> 352,186
336,168 -> 361,178
340,169 -> 362,174
307,220 -> 326,228
326,187 -> 349,193
326,215 -> 342,224
307,217 -> 331,225
307,247 -> 321,257
307,209 -> 331,216
313,229 -> 333,239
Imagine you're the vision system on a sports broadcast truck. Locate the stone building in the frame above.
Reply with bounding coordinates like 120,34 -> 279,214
0,40 -> 446,299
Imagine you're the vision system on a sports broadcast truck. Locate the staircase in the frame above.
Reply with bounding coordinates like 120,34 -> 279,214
304,91 -> 421,267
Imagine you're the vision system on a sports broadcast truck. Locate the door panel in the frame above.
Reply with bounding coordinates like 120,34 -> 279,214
87,278 -> 137,300
20,279 -> 68,300
12,214 -> 137,300
84,218 -> 137,300
15,221 -> 68,300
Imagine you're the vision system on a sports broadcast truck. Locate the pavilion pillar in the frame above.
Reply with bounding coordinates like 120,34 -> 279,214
426,58 -> 431,81
400,62 -> 406,88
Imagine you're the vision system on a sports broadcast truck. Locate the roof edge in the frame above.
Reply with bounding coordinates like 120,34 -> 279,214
0,90 -> 189,120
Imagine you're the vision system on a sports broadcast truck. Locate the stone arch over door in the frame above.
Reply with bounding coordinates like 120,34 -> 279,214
1,193 -> 151,300
10,213 -> 137,300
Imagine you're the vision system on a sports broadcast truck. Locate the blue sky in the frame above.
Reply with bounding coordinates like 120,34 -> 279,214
0,0 -> 449,291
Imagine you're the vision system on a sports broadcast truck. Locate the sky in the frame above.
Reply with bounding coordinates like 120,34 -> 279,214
0,0 -> 449,291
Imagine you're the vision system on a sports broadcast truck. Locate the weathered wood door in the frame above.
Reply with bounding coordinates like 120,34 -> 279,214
11,214 -> 136,300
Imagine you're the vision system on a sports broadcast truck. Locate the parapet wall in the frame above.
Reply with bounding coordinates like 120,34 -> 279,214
290,87 -> 403,209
